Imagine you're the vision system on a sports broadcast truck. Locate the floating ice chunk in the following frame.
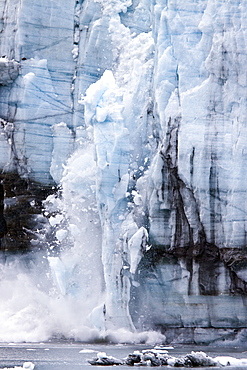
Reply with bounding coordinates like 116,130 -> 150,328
154,345 -> 174,351
215,356 -> 247,367
88,350 -> 124,366
2,363 -> 35,370
89,349 -> 240,367
97,352 -> 107,359
184,352 -> 218,367
23,363 -> 35,370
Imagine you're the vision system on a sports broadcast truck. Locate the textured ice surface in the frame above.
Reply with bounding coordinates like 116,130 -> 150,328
88,349 -> 247,368
0,58 -> 19,85
1,0 -> 247,343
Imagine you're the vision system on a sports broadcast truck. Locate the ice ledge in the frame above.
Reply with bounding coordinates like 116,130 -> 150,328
0,58 -> 19,85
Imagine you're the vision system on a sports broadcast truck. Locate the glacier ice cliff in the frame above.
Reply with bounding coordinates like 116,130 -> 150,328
0,0 -> 247,344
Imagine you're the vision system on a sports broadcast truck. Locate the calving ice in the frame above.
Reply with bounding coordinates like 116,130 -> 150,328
0,0 -> 246,345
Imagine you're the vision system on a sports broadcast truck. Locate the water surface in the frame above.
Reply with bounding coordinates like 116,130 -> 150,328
1,342 -> 247,370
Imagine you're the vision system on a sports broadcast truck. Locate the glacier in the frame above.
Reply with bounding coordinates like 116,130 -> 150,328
0,0 -> 247,344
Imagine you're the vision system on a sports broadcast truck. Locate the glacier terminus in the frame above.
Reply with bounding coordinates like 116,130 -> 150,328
0,0 -> 247,345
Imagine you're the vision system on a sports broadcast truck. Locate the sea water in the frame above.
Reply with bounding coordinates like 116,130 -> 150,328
1,342 -> 247,370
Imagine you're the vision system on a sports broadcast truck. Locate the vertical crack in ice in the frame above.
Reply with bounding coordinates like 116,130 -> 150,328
71,0 -> 82,115
160,117 -> 207,296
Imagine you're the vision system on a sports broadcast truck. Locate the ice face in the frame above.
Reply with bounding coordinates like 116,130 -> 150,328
0,0 -> 75,182
1,0 -> 247,343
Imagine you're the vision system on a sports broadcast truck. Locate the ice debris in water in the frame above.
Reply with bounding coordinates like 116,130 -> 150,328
88,352 -> 124,366
22,363 -> 35,370
2,363 -> 35,370
88,348 -> 247,367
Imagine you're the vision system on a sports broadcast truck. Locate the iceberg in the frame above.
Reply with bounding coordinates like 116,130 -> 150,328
0,0 -> 247,344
